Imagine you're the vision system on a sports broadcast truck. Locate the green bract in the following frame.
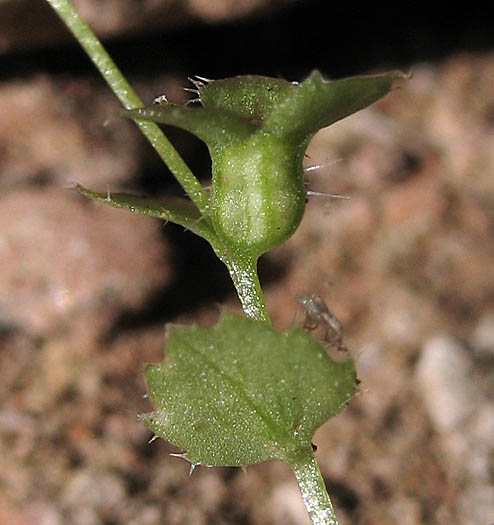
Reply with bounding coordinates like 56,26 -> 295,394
141,311 -> 356,467
122,70 -> 403,258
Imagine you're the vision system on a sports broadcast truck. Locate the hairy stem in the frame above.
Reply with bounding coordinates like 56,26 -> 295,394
45,0 -> 209,216
288,450 -> 339,525
223,256 -> 271,324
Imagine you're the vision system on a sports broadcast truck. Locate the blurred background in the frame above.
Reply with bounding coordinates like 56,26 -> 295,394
0,1 -> 493,524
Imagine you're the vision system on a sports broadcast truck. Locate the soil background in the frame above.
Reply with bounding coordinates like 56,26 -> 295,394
0,2 -> 493,524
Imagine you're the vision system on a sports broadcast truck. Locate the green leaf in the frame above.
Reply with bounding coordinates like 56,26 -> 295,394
141,311 -> 356,467
75,184 -> 216,242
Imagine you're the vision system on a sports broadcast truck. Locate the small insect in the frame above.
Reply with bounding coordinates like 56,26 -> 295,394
153,94 -> 168,105
296,293 -> 346,351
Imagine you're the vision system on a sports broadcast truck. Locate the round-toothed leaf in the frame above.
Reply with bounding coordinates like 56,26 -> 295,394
141,311 -> 356,467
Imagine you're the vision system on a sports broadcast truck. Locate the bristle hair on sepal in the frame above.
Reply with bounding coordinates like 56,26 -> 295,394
304,158 -> 342,172
169,452 -> 187,460
306,190 -> 350,200
185,97 -> 201,106
183,87 -> 200,95
194,75 -> 213,83
188,77 -> 206,90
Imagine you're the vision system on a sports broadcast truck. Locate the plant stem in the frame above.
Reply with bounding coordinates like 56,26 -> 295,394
222,256 -> 271,324
44,0 -> 209,216
288,450 -> 339,525
44,5 -> 340,524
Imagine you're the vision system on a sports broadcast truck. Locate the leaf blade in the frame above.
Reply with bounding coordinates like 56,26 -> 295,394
142,311 -> 356,467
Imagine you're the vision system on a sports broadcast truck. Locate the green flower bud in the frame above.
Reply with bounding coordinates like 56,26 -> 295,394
209,131 -> 307,257
124,71 -> 403,257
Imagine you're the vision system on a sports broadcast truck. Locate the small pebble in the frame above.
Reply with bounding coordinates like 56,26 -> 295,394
472,311 -> 494,357
415,335 -> 477,432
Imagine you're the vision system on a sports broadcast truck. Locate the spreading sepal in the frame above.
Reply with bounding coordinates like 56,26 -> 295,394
141,311 -> 357,467
75,184 -> 216,242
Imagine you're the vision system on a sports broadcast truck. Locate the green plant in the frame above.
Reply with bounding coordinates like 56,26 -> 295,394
45,1 -> 402,522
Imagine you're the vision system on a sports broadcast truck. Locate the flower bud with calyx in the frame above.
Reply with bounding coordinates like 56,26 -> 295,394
79,71 -> 403,322
123,70 -> 404,259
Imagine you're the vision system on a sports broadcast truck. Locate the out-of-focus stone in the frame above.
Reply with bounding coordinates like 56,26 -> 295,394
0,1 -> 186,53
369,284 -> 442,348
0,76 -> 138,189
63,470 -> 127,519
387,497 -> 422,525
0,0 -> 297,53
186,0 -> 266,21
472,311 -> 494,357
270,481 -> 310,525
0,187 -> 170,337
22,502 -> 62,525
458,483 -> 494,525
415,335 -> 477,432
